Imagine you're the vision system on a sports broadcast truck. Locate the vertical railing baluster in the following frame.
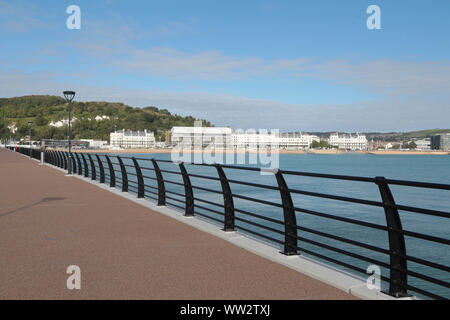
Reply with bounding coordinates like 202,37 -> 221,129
179,162 -> 194,217
215,164 -> 235,231
58,151 -> 63,168
61,151 -> 66,169
70,152 -> 76,174
96,155 -> 105,184
87,154 -> 96,181
274,169 -> 298,256
62,152 -> 68,170
75,153 -> 82,175
105,155 -> 115,188
117,156 -> 128,192
132,157 -> 145,198
152,159 -> 166,206
57,151 -> 61,166
375,176 -> 409,298
80,153 -> 89,177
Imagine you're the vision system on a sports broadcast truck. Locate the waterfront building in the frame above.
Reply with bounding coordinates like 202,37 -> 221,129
171,127 -> 232,149
411,138 -> 431,150
42,139 -> 90,149
110,129 -> 156,149
230,130 -> 280,150
328,133 -> 368,150
430,133 -> 450,151
171,127 -> 320,149
80,139 -> 108,149
279,132 -> 320,149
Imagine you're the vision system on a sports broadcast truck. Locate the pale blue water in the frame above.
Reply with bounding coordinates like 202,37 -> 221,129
98,153 -> 450,299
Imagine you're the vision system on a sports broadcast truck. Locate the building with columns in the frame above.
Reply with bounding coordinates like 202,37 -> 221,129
328,133 -> 368,150
110,129 -> 156,149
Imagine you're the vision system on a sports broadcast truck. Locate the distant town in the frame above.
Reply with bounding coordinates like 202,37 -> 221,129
2,96 -> 449,153
6,123 -> 450,152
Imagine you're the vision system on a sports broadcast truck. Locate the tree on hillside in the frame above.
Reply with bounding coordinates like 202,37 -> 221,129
0,95 -> 213,141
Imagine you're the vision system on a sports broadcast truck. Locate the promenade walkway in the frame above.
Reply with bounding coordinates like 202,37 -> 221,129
0,149 -> 355,299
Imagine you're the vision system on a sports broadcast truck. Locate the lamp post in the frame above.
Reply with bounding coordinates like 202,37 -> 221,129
63,91 -> 76,174
28,121 -> 33,159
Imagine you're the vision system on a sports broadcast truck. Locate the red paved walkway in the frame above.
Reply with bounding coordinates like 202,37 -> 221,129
0,149 -> 355,299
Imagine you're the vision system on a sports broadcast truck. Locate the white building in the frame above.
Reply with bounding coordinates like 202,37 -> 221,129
279,132 -> 320,149
411,138 -> 431,150
171,127 -> 232,149
230,130 -> 278,150
171,127 -> 320,150
94,115 -> 110,121
110,129 -> 155,149
80,139 -> 108,149
49,117 -> 78,128
8,123 -> 17,134
328,133 -> 368,150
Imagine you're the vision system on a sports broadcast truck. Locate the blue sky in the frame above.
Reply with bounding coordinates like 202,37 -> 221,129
1,0 -> 449,131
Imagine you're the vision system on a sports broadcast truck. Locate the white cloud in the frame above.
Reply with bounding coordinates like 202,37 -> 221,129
1,2 -> 449,132
0,0 -> 48,33
314,59 -> 450,96
1,69 -> 449,132
97,47 -> 310,80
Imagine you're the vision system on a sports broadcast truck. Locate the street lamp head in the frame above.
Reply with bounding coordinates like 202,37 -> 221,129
63,91 -> 76,102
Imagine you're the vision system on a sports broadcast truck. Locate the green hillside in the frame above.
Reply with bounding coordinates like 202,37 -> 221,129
0,95 -> 212,142
397,129 -> 450,140
366,129 -> 450,142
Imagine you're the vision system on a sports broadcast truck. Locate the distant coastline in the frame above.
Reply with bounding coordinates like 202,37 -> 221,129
68,148 -> 449,155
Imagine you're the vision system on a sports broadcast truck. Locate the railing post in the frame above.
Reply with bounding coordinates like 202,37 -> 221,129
117,156 -> 128,192
215,164 -> 235,231
151,159 -> 166,206
63,151 -> 68,169
375,177 -> 409,298
55,151 -> 61,167
87,154 -> 96,181
74,153 -> 82,175
57,151 -> 62,168
105,155 -> 116,188
80,153 -> 89,177
96,155 -> 105,184
62,152 -> 68,170
179,162 -> 194,217
70,152 -> 76,174
132,157 -> 145,198
274,169 -> 298,256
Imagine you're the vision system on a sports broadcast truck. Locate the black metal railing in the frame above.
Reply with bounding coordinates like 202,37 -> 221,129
8,146 -> 42,160
7,146 -> 450,300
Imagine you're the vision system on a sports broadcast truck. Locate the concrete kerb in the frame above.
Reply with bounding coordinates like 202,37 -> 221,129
41,161 -> 407,300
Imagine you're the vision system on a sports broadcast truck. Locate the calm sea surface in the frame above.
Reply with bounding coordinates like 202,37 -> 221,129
105,153 -> 450,299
